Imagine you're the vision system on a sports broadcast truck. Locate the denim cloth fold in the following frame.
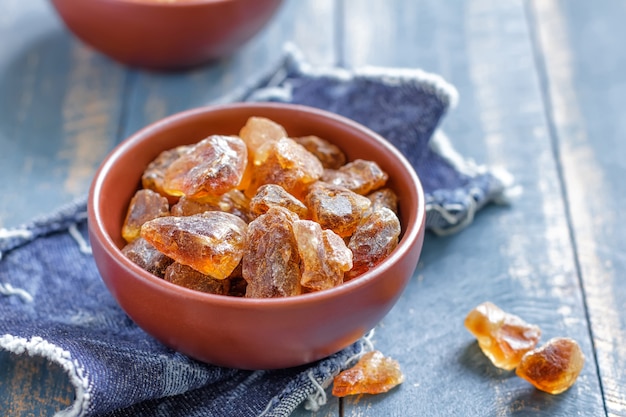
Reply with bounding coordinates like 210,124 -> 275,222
0,50 -> 511,416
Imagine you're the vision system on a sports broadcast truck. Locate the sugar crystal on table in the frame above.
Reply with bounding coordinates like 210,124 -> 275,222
464,302 -> 541,370
332,350 -> 404,397
516,337 -> 585,394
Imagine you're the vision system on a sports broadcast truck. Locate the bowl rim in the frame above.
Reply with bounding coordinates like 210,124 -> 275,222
88,102 -> 425,309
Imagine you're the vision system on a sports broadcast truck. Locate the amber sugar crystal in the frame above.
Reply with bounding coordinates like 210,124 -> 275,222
171,190 -> 251,223
164,262 -> 230,295
464,302 -> 541,370
293,135 -> 347,169
322,159 -> 388,195
121,189 -> 170,243
163,135 -> 248,199
249,184 -> 308,219
121,237 -> 173,278
292,219 -> 352,291
141,145 -> 190,203
123,116 -> 403,298
516,337 -> 584,394
346,207 -> 401,280
242,206 -> 302,298
246,137 -> 323,199
367,188 -> 399,214
332,350 -> 404,397
239,116 -> 287,158
305,182 -> 372,238
140,211 -> 247,279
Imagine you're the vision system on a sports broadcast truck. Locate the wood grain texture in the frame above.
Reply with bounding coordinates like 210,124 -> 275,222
2,0 -> 624,415
339,0 -> 604,415
0,0 -> 126,229
0,350 -> 74,416
530,0 -> 626,415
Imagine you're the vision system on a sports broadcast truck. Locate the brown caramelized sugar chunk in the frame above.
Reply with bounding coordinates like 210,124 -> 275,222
293,135 -> 347,169
142,145 -> 190,202
322,159 -> 388,195
239,116 -> 286,192
122,116 -> 404,298
163,135 -> 247,199
249,184 -> 308,219
122,189 -> 170,243
305,182 -> 372,238
293,220 -> 352,291
242,207 -> 302,298
464,302 -> 541,370
171,190 -> 251,223
516,337 -> 585,394
140,211 -> 247,279
171,195 -> 220,217
346,207 -> 400,280
332,351 -> 404,397
246,137 -> 323,199
239,116 -> 287,158
121,237 -> 174,278
367,188 -> 399,214
164,262 -> 229,295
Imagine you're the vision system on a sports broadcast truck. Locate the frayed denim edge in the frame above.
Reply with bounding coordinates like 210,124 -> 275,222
212,43 -> 459,112
427,131 -> 520,235
0,199 -> 92,415
0,195 -> 88,259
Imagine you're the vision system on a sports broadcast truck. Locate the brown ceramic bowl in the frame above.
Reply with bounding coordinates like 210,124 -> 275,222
50,0 -> 283,70
88,102 -> 426,369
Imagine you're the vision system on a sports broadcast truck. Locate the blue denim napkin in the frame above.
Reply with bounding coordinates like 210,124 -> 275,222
0,50 -> 511,416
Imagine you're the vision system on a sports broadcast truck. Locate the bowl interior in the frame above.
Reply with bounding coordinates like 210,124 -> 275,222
94,103 -> 423,259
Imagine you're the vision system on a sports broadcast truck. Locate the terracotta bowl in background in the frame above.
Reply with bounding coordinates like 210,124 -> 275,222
88,102 -> 426,369
50,0 -> 284,70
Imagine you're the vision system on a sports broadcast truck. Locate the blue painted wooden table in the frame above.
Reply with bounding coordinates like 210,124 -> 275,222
1,0 -> 625,415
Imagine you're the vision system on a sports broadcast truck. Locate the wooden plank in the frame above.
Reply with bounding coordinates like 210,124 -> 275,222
0,1 -> 128,415
0,0 -> 127,229
339,0 -> 605,415
529,0 -> 626,415
0,350 -> 74,416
